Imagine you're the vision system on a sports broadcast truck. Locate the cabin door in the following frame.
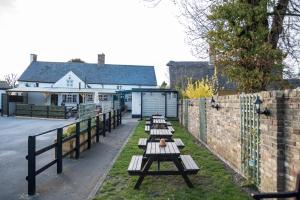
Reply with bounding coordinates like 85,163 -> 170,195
51,94 -> 58,106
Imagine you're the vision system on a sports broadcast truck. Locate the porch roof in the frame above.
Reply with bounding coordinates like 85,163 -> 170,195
7,87 -> 116,94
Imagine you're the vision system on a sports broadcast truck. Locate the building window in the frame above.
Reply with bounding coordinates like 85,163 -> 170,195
66,77 -> 73,87
116,85 -> 122,90
63,94 -> 77,103
127,94 -> 132,101
86,94 -> 94,102
98,94 -> 108,101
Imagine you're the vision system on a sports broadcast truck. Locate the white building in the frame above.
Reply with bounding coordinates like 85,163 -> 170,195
13,54 -> 157,109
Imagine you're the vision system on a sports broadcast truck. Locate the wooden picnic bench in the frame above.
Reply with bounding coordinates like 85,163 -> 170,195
145,125 -> 150,133
149,129 -> 173,141
138,138 -> 185,149
168,126 -> 175,133
128,142 -> 199,189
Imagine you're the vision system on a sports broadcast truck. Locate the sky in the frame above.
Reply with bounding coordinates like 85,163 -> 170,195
0,0 -> 200,85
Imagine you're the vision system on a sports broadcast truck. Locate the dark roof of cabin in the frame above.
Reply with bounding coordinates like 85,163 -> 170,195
168,61 -> 236,90
0,81 -> 11,90
286,79 -> 300,87
132,88 -> 178,93
19,61 -> 157,86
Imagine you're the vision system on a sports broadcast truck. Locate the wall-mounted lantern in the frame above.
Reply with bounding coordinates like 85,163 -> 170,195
254,96 -> 271,116
211,97 -> 220,110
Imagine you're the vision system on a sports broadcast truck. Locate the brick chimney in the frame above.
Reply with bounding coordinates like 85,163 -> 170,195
30,54 -> 37,63
98,53 -> 105,64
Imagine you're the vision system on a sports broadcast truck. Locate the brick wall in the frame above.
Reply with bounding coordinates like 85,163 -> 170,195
187,99 -> 200,139
206,95 -> 242,173
178,89 -> 300,193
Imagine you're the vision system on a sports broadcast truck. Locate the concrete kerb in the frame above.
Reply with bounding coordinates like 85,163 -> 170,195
86,121 -> 138,200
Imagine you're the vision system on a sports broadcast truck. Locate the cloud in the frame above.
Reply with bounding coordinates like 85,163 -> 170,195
0,0 -> 16,7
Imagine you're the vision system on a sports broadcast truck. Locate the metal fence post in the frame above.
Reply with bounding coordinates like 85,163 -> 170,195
75,122 -> 80,159
64,106 -> 67,119
30,104 -> 33,117
116,110 -> 119,126
103,113 -> 106,137
87,118 -> 91,149
108,111 -> 111,133
120,110 -> 122,124
113,110 -> 116,129
56,128 -> 63,174
47,106 -> 50,118
96,115 -> 100,142
27,136 -> 36,196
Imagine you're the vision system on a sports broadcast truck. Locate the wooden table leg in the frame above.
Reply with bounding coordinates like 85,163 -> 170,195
173,158 -> 194,188
134,157 -> 154,189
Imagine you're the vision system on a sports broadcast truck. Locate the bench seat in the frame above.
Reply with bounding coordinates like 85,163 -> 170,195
145,125 -> 150,132
145,121 -> 151,125
166,122 -> 172,126
174,138 -> 184,149
128,155 -> 143,175
138,138 -> 147,149
168,126 -> 175,133
180,155 -> 199,174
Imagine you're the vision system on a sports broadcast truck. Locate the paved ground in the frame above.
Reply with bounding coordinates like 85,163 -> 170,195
0,114 -> 138,200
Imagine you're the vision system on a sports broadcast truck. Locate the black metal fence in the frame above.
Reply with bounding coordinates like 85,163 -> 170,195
26,109 -> 122,196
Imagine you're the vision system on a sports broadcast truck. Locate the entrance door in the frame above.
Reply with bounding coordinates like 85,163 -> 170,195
142,92 -> 165,117
51,94 -> 58,106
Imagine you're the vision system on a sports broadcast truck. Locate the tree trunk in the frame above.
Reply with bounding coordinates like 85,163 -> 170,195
268,0 -> 290,49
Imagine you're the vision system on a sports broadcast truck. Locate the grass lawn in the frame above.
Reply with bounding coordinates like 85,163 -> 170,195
94,121 -> 251,200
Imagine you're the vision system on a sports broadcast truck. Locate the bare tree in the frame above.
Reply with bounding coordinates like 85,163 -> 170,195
145,0 -> 300,70
4,73 -> 18,88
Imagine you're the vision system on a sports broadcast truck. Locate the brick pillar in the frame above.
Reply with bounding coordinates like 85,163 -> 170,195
259,91 -> 285,192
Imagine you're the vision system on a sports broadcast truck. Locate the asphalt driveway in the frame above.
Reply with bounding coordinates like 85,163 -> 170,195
0,117 -> 72,200
0,114 -> 137,200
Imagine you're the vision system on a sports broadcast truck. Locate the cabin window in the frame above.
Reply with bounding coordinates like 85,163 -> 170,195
116,85 -> 122,90
86,94 -> 94,102
66,77 -> 73,87
63,94 -> 77,103
98,94 -> 108,101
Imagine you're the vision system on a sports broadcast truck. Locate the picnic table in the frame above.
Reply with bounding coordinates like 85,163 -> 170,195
149,129 -> 173,141
152,118 -> 167,129
152,115 -> 165,119
128,142 -> 199,189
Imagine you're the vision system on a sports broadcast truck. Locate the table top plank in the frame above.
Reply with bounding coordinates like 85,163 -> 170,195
145,142 -> 180,156
150,129 -> 172,136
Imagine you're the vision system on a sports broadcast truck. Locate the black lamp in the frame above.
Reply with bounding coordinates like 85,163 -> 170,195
254,96 -> 270,116
211,97 -> 220,110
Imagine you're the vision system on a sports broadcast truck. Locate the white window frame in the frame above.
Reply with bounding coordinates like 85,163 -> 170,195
63,94 -> 77,103
98,94 -> 108,101
86,93 -> 94,102
66,77 -> 73,87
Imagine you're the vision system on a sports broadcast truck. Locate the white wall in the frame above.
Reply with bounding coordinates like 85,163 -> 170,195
53,71 -> 85,88
132,92 -> 141,116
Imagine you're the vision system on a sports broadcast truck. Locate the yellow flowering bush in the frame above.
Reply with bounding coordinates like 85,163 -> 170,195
183,75 -> 218,99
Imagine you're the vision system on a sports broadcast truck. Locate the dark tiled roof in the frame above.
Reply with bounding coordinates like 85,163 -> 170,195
19,61 -> 157,86
132,88 -> 178,92
286,79 -> 300,87
168,61 -> 235,90
0,81 -> 11,90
